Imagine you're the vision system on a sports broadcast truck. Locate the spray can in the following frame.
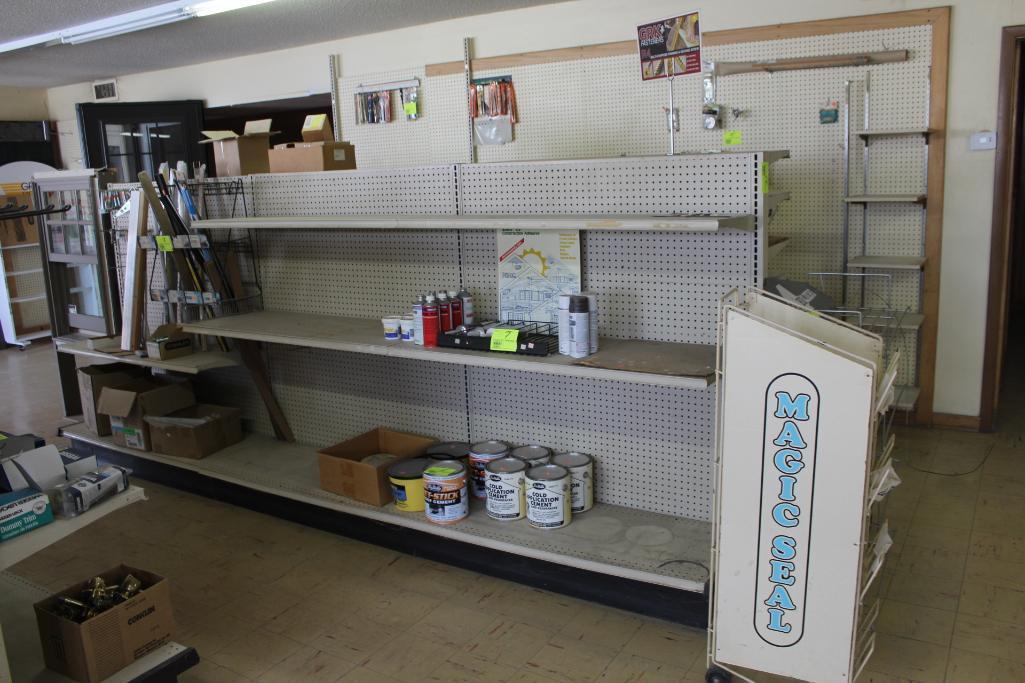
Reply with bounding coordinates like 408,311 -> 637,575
413,295 -> 425,346
448,289 -> 463,327
569,295 -> 590,359
582,291 -> 599,354
438,291 -> 452,332
558,293 -> 571,356
459,289 -> 475,326
422,294 -> 439,347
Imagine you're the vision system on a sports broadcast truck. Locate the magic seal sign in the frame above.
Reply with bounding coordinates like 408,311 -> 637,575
755,373 -> 819,646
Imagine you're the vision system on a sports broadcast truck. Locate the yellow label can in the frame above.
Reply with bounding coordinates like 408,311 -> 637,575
388,457 -> 430,512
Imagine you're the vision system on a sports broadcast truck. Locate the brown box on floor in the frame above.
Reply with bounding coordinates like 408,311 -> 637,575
199,119 -> 278,177
146,404 -> 242,459
35,565 -> 175,683
77,364 -> 148,436
268,113 -> 356,173
318,427 -> 434,505
96,378 -> 195,451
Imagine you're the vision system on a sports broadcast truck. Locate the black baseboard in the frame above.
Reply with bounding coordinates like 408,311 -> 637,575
69,436 -> 709,628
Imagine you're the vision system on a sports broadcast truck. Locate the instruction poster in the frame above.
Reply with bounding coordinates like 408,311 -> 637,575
637,12 -> 701,80
498,229 -> 581,323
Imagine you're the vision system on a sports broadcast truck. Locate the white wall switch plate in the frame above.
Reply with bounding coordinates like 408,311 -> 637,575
969,131 -> 997,151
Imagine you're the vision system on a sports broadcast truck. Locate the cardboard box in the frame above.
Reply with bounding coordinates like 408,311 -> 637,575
144,324 -> 193,360
301,113 -> 333,142
146,404 -> 242,459
77,364 -> 146,436
35,565 -> 175,683
199,119 -> 278,177
318,427 -> 434,506
0,489 -> 53,542
97,379 -> 195,451
269,141 -> 356,173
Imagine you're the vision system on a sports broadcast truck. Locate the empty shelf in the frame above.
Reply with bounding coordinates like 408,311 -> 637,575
856,129 -> 932,140
58,340 -> 238,375
844,195 -> 926,205
9,293 -> 45,304
847,255 -> 926,270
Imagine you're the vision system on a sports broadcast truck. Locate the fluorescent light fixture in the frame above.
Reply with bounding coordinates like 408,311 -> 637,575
0,0 -> 279,54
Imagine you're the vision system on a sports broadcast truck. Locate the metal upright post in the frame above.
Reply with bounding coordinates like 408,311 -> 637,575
842,80 -> 852,307
329,55 -> 342,143
666,75 -> 678,156
860,72 -> 871,308
464,37 -> 476,163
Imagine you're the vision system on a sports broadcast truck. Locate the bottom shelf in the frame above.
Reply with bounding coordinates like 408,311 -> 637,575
62,424 -> 711,593
893,385 -> 921,411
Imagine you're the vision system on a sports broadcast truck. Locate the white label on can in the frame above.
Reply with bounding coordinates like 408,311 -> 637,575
486,471 -> 524,520
527,478 -> 570,528
425,481 -> 468,524
567,465 -> 594,513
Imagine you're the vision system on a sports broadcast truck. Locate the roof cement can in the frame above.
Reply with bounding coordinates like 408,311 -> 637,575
485,457 -> 527,521
426,441 -> 471,468
510,445 -> 552,468
526,464 -> 571,529
551,452 -> 594,513
388,457 -> 430,512
423,460 -> 468,525
469,440 -> 509,499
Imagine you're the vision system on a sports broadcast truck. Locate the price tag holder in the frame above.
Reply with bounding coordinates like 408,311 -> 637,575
489,329 -> 519,352
155,235 -> 174,252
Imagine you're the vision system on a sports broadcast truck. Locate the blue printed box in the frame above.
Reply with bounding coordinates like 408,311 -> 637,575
0,489 -> 54,542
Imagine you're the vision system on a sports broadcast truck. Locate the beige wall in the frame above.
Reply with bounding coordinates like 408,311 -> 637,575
42,0 -> 1025,418
0,87 -> 49,119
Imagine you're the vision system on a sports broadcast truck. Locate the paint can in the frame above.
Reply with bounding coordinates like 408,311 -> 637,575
469,440 -> 509,499
399,315 -> 415,342
426,441 -> 471,468
510,444 -> 552,468
485,457 -> 527,521
381,316 -> 401,340
423,460 -> 468,525
526,464 -> 571,529
551,452 -> 594,513
388,457 -> 430,512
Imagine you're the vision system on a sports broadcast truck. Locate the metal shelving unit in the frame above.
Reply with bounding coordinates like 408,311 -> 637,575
57,339 -> 238,375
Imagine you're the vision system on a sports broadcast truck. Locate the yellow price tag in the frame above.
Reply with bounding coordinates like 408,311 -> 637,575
723,130 -> 742,146
155,235 -> 173,252
403,102 -> 418,116
490,329 -> 519,352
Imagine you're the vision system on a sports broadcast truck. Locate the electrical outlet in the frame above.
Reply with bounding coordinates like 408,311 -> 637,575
969,131 -> 997,151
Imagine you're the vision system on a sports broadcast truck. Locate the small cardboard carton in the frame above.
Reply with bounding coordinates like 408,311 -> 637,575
146,404 -> 242,459
0,488 -> 53,543
318,427 -> 434,506
35,565 -> 175,683
144,324 -> 193,360
268,113 -> 356,173
199,119 -> 278,177
97,379 -> 195,451
77,363 -> 147,436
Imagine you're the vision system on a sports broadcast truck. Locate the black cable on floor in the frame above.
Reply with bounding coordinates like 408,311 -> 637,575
897,443 -> 995,477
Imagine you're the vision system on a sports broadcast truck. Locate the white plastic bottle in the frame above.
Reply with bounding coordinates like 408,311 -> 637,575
413,295 -> 425,346
458,289 -> 475,326
568,295 -> 590,359
558,293 -> 571,356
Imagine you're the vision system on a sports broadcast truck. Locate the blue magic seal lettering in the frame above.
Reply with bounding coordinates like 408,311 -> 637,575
754,374 -> 819,647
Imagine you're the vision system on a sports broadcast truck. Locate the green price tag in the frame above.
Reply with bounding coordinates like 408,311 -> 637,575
760,161 -> 770,192
723,130 -> 743,146
0,434 -> 6,441
403,101 -> 418,116
490,328 -> 519,352
155,235 -> 173,252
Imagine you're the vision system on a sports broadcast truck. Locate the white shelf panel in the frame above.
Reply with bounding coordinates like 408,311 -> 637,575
893,385 -> 921,411
193,214 -> 756,233
57,340 -> 238,375
847,255 -> 926,270
181,311 -> 716,389
63,425 -> 712,592
855,129 -> 932,140
844,194 -> 926,205
0,572 -> 192,683
0,486 -> 146,571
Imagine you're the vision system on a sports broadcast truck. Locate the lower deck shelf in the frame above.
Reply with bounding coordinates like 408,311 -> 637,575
63,424 -> 712,595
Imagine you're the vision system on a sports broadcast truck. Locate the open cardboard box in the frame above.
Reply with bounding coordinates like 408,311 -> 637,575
77,363 -> 148,436
35,565 -> 174,683
97,378 -> 195,451
199,119 -> 278,177
144,324 -> 193,360
146,404 -> 242,459
318,427 -> 435,506
269,113 -> 356,173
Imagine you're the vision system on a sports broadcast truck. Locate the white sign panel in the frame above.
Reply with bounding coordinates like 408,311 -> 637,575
714,309 -> 875,682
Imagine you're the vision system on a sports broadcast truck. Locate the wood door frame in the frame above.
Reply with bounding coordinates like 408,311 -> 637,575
980,26 -> 1025,431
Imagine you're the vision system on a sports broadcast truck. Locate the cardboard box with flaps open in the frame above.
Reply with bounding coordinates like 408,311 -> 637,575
97,379 -> 195,451
318,427 -> 435,506
269,114 -> 356,173
199,119 -> 278,177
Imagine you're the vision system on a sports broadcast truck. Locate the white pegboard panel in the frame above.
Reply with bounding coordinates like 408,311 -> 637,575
458,154 -> 755,216
263,345 -> 469,447
426,73 -> 471,164
255,228 -> 462,318
339,66 -> 432,170
250,165 -> 457,216
467,367 -> 715,520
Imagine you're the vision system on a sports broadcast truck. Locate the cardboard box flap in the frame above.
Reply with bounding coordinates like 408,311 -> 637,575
96,379 -> 152,418
200,130 -> 239,142
200,118 -> 278,144
244,119 -> 274,135
138,383 -> 195,417
301,114 -> 334,142
147,323 -> 183,341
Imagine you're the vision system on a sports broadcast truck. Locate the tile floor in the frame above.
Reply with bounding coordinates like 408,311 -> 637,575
4,340 -> 1025,682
